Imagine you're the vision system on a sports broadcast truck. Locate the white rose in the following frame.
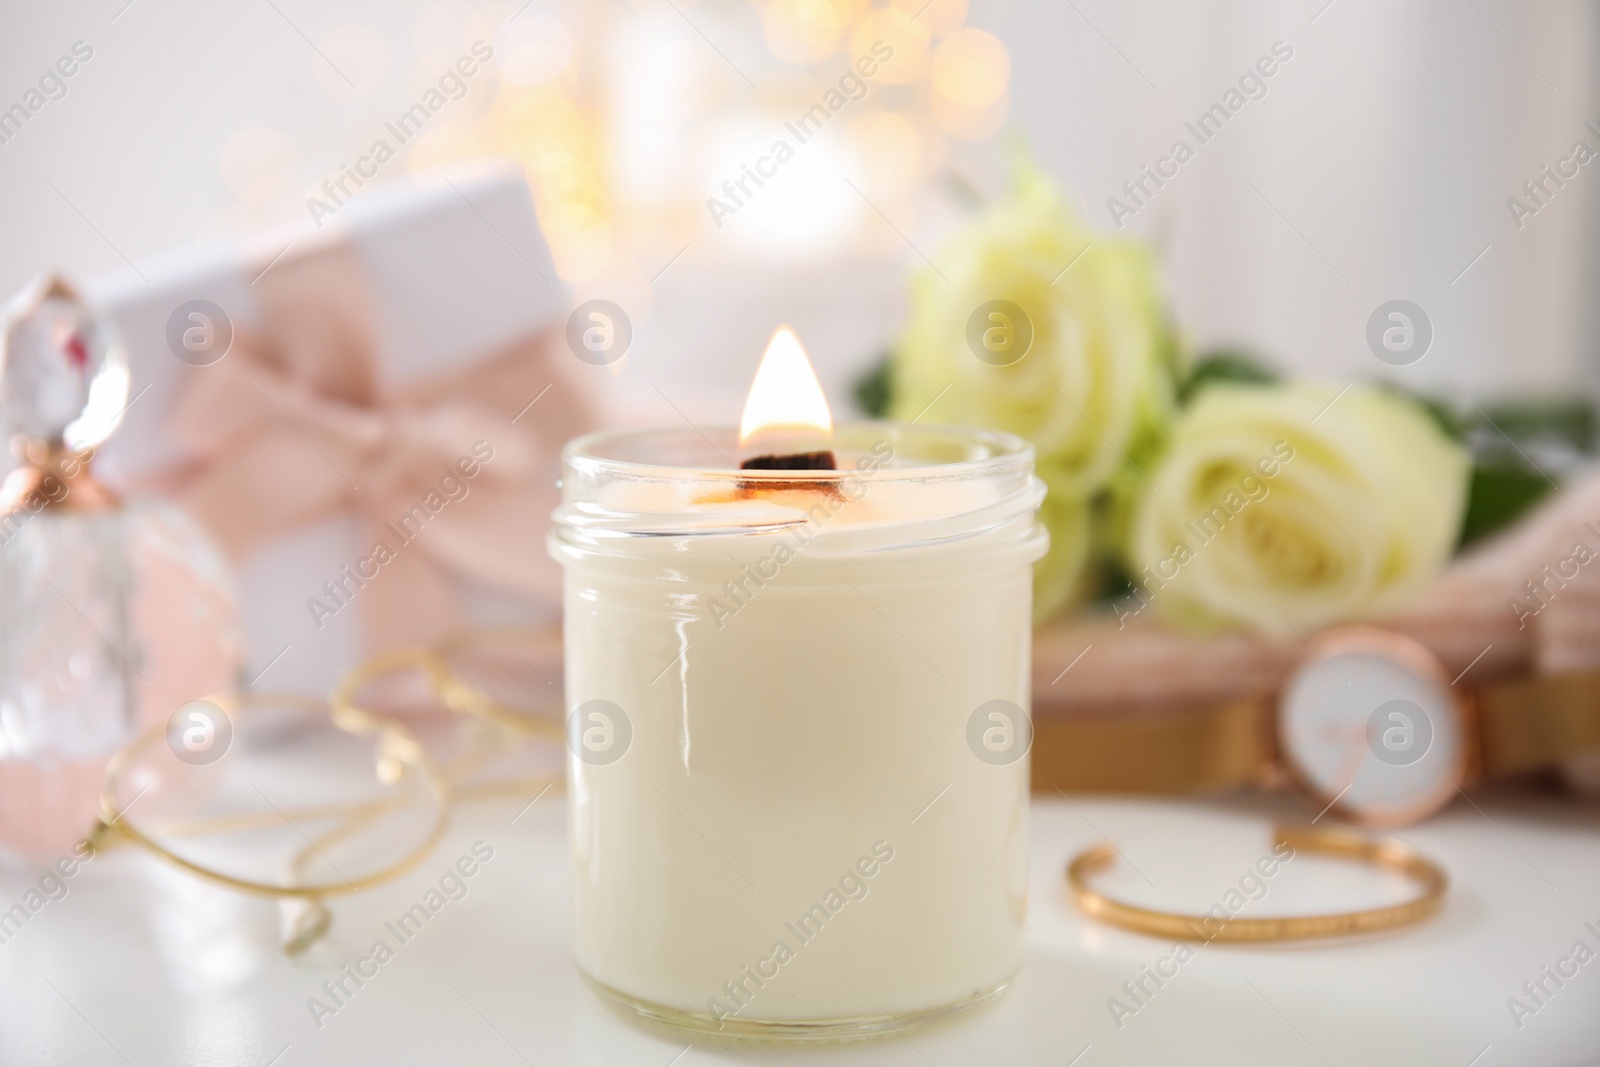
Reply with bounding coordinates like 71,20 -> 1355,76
888,159 -> 1175,623
889,161 -> 1174,498
1126,382 -> 1470,633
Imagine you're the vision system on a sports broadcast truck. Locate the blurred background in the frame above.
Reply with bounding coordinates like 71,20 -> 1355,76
3,0 -> 1597,423
4,10 -> 1600,1063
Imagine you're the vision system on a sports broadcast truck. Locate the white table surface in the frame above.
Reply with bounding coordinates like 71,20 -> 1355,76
2,786 -> 1597,1067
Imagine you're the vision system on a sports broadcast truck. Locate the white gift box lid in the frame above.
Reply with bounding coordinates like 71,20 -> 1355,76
75,163 -> 568,692
86,162 -> 565,481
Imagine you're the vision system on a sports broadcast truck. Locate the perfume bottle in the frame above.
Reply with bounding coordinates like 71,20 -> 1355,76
0,276 -> 240,859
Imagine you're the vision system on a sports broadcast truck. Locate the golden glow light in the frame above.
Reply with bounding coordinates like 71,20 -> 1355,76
931,88 -> 1008,140
931,28 -> 1010,108
850,10 -> 929,84
739,325 -> 833,445
849,109 -> 930,191
761,0 -> 855,65
888,0 -> 968,38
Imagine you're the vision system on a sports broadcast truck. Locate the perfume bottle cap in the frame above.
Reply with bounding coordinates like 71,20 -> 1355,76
0,275 -> 129,453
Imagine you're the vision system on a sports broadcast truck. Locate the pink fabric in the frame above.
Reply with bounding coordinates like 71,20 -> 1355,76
143,239 -> 590,651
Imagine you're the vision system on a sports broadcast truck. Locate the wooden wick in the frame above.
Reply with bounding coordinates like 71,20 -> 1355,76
736,449 -> 840,495
739,450 -> 836,471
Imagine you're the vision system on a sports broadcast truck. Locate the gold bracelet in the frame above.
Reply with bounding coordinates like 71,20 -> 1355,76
435,628 -> 565,742
330,644 -> 567,808
95,633 -> 562,957
1066,824 -> 1448,943
99,692 -> 451,903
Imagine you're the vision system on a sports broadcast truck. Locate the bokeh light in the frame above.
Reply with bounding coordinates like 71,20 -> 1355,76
492,88 -> 613,280
760,0 -> 865,65
931,28 -> 1010,109
889,0 -> 968,38
931,87 -> 1008,140
850,9 -> 930,85
848,109 -> 933,194
385,0 -> 1007,274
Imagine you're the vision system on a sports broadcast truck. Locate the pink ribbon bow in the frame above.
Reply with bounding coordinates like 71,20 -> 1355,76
152,238 -> 591,650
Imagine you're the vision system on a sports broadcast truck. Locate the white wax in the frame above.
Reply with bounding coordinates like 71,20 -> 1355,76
553,429 -> 1043,1030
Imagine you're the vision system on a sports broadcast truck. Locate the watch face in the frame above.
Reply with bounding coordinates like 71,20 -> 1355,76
1278,629 -> 1468,826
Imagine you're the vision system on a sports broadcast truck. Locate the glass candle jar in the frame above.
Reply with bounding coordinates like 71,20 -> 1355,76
549,422 -> 1046,1039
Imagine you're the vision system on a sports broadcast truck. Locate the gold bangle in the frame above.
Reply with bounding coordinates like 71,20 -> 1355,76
328,643 -> 566,799
335,640 -> 564,744
1066,824 -> 1448,943
99,692 -> 451,902
435,627 -> 565,742
98,632 -> 560,956
328,646 -> 454,745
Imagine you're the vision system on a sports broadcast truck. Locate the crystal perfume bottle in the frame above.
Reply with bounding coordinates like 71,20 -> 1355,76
0,277 -> 240,859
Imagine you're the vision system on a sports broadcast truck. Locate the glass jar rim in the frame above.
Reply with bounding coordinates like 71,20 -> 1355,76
552,422 -> 1044,556
562,421 -> 1035,486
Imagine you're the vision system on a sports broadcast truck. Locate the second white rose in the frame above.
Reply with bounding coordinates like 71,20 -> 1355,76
1125,382 -> 1471,634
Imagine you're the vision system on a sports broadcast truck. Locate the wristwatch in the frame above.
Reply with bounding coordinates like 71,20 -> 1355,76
1032,627 -> 1600,826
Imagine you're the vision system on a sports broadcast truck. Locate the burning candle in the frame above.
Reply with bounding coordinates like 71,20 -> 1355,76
549,326 -> 1046,1039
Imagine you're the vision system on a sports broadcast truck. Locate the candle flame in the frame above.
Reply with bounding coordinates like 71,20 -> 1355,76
739,325 -> 833,446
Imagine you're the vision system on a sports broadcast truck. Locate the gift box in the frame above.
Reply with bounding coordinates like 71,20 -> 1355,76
85,164 -> 591,694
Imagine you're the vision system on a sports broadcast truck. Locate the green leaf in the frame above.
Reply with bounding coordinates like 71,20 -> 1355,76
854,355 -> 893,418
1475,397 -> 1597,453
1178,350 -> 1278,404
1458,463 -> 1558,547
1447,394 -> 1597,545
1382,389 -> 1598,450
1093,555 -> 1137,607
